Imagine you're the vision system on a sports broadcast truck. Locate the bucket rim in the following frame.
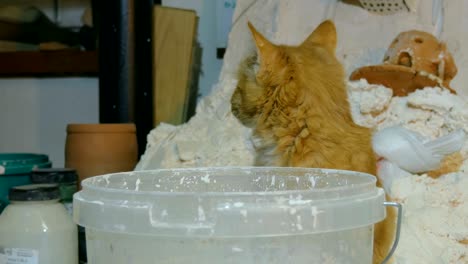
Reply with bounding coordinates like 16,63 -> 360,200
80,166 -> 377,197
74,167 -> 386,237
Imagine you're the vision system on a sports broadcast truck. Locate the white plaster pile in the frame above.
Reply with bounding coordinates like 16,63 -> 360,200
137,79 -> 468,263
348,79 -> 468,263
348,79 -> 468,139
136,1 -> 468,262
135,77 -> 256,170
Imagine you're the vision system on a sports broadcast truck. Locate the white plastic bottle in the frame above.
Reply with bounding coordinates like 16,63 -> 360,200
0,183 -> 78,264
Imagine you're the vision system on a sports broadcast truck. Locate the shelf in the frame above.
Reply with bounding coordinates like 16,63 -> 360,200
0,50 -> 98,77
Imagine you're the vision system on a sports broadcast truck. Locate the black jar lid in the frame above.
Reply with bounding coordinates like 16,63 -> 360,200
31,168 -> 77,184
9,184 -> 60,201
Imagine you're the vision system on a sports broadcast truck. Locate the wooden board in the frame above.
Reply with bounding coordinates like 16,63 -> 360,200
153,6 -> 198,126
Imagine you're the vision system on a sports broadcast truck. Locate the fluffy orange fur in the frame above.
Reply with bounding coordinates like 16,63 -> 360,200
231,20 -> 396,263
427,152 -> 464,178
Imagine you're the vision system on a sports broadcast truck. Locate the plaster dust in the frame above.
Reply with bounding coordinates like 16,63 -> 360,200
136,0 -> 468,263
135,78 -> 255,170
348,80 -> 468,263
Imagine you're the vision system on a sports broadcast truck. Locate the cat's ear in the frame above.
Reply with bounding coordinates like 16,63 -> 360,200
247,21 -> 278,63
301,20 -> 337,53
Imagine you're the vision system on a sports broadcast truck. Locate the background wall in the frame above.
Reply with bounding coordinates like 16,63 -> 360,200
0,78 -> 98,167
0,0 -> 98,167
0,0 -> 225,167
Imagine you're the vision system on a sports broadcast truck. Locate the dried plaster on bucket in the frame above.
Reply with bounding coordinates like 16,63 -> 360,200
76,168 -> 385,263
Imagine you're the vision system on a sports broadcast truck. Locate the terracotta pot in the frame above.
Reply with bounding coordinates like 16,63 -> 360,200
65,123 -> 138,187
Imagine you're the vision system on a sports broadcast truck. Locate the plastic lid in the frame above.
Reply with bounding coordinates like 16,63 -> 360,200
74,167 -> 386,237
9,184 -> 60,201
0,153 -> 51,175
31,168 -> 78,184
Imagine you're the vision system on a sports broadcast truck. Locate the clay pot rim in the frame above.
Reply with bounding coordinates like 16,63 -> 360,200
67,123 -> 136,133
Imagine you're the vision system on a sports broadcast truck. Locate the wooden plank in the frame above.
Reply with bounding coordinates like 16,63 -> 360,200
153,5 -> 198,126
0,50 -> 98,76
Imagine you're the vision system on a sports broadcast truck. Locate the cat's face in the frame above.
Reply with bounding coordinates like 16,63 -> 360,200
231,20 -> 340,128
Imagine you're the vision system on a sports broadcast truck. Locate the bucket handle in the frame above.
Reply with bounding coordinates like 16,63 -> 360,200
381,202 -> 403,264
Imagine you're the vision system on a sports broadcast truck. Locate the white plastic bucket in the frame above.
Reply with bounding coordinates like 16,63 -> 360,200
73,167 -> 387,264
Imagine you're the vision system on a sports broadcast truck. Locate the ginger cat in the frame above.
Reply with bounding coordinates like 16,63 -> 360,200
231,20 -> 396,263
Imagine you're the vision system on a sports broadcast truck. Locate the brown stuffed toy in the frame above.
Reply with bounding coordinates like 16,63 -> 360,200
350,30 -> 457,96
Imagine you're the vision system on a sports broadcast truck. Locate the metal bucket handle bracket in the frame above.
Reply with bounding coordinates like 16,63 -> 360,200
381,202 -> 403,264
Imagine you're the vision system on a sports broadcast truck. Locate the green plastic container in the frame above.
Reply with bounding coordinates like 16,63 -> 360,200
0,153 -> 52,213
